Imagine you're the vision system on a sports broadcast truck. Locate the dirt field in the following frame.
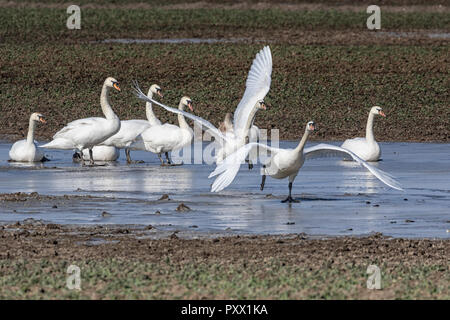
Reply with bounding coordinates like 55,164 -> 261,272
0,1 -> 448,142
0,220 -> 448,299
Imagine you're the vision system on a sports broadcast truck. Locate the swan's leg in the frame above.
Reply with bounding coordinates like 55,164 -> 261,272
260,165 -> 266,190
165,152 -> 172,165
125,148 -> 132,164
158,153 -> 166,166
244,135 -> 253,170
88,148 -> 95,165
281,181 -> 299,203
125,148 -> 144,164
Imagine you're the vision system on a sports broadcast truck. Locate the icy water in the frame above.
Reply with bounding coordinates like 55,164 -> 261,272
0,141 -> 448,238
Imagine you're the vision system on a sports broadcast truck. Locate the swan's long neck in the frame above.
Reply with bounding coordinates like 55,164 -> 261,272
365,112 -> 375,142
177,102 -> 190,130
100,84 -> 117,120
294,129 -> 310,154
26,117 -> 36,145
145,91 -> 160,126
239,105 -> 259,143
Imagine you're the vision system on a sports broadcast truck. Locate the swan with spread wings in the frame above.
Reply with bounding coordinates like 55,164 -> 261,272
209,121 -> 403,203
132,46 -> 273,166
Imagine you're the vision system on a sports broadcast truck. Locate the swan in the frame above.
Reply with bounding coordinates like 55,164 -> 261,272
129,97 -> 194,165
41,77 -> 121,165
100,84 -> 163,163
341,106 -> 386,161
219,112 -> 260,144
9,112 -> 47,162
132,46 -> 272,166
209,121 -> 403,203
219,112 -> 260,169
73,146 -> 120,162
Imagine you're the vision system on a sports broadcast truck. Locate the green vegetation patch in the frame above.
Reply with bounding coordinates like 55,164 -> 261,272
0,258 -> 448,299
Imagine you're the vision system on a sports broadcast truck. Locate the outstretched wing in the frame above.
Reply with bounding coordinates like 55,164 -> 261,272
233,46 -> 272,138
209,142 -> 281,192
304,143 -> 403,191
133,81 -> 230,145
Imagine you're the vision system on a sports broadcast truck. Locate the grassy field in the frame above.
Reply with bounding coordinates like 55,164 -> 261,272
0,1 -> 448,141
0,222 -> 448,299
1,258 -> 447,299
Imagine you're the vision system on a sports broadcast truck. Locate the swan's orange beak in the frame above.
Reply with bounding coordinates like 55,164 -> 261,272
39,117 -> 46,124
309,123 -> 315,131
187,102 -> 193,112
379,110 -> 386,117
113,83 -> 121,91
157,90 -> 163,98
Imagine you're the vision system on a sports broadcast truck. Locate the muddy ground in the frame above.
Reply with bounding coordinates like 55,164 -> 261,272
0,1 -> 448,142
0,219 -> 448,299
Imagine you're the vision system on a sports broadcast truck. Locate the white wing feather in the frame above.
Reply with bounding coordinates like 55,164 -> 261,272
209,142 -> 281,192
304,143 -> 403,191
233,46 -> 272,138
133,82 -> 230,145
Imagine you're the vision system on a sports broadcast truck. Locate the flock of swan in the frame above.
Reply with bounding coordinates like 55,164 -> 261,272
8,46 -> 402,202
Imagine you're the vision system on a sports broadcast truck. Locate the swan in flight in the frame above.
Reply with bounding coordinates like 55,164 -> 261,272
132,46 -> 272,165
219,112 -> 260,169
219,112 -> 259,142
100,84 -> 163,163
129,97 -> 194,165
209,121 -> 402,203
73,146 -> 120,162
9,112 -> 47,162
341,106 -> 386,161
41,77 -> 121,165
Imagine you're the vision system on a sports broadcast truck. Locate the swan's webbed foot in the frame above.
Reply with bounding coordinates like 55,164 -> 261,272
282,182 -> 298,203
127,159 -> 144,164
248,161 -> 253,170
281,196 -> 299,203
41,156 -> 50,162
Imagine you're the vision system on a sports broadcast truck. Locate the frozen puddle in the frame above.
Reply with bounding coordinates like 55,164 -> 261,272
0,141 -> 449,238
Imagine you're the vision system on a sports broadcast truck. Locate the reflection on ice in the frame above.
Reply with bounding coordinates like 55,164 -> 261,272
0,141 -> 449,238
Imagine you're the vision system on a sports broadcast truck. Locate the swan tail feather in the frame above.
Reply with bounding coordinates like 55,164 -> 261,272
40,138 -> 75,150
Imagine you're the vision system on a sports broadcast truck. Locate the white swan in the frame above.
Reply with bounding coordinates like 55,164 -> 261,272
132,46 -> 272,165
130,97 -> 194,165
73,146 -> 120,162
41,77 -> 121,164
9,112 -> 47,162
219,112 -> 260,169
341,106 -> 386,161
219,112 -> 260,143
209,121 -> 402,202
100,84 -> 163,163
